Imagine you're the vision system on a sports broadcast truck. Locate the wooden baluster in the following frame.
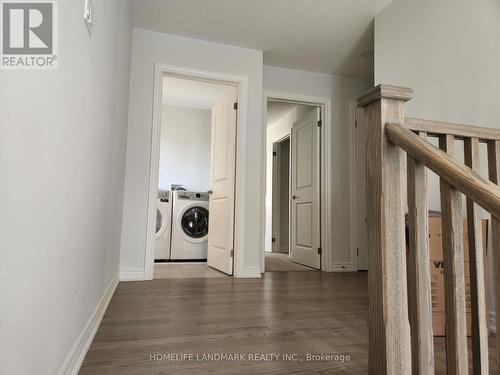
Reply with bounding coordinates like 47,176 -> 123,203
407,131 -> 434,374
357,85 -> 412,375
464,137 -> 489,374
439,134 -> 468,374
487,140 -> 500,370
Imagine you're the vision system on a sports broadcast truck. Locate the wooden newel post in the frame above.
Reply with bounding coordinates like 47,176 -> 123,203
357,85 -> 413,375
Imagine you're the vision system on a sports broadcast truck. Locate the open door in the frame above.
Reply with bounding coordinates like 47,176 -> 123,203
290,108 -> 321,269
355,106 -> 368,271
207,88 -> 238,275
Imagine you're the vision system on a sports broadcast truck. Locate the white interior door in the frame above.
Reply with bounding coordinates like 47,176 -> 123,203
355,106 -> 368,270
207,87 -> 238,275
290,108 -> 321,269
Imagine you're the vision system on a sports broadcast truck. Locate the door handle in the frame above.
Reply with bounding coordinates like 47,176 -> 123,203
207,190 -> 213,195
292,195 -> 297,200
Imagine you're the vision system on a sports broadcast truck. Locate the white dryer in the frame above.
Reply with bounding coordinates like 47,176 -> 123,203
155,190 -> 172,260
170,191 -> 209,260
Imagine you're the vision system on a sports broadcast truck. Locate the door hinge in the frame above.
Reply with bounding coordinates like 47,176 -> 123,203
272,237 -> 276,243
355,120 -> 358,128
230,249 -> 234,257
357,248 -> 359,256
272,151 -> 277,156
317,247 -> 322,255
234,102 -> 238,110
317,120 -> 322,128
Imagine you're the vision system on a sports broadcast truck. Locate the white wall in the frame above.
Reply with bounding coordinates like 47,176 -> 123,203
265,104 -> 314,252
375,0 -> 500,331
375,0 -> 500,127
0,1 -> 132,374
120,28 -> 263,276
159,105 -> 211,191
264,65 -> 371,271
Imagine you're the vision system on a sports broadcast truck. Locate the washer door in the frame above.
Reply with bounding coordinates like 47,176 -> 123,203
156,206 -> 168,239
177,204 -> 209,243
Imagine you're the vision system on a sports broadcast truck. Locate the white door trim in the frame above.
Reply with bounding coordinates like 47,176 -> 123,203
262,91 -> 333,272
349,101 -> 358,271
145,63 -> 249,280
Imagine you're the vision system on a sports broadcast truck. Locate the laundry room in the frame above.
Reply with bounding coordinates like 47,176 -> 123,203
153,75 -> 238,279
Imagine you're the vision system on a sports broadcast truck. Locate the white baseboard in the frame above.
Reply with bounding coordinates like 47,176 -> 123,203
332,262 -> 354,272
58,273 -> 118,375
119,269 -> 145,281
489,309 -> 496,334
237,266 -> 262,278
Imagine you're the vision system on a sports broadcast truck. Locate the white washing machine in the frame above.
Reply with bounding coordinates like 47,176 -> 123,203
170,191 -> 209,260
155,190 -> 172,260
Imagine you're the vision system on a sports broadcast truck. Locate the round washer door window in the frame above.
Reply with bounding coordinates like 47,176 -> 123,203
181,207 -> 209,238
156,209 -> 163,234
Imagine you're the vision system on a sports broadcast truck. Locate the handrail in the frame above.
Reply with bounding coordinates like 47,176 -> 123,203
407,117 -> 500,142
386,122 -> 500,219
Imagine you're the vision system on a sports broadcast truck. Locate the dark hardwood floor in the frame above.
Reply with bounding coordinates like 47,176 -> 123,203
80,272 -> 369,374
80,271 -> 498,374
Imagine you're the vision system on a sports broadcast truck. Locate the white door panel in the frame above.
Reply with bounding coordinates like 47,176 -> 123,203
296,125 -> 313,188
296,202 -> 313,246
207,88 -> 237,275
290,108 -> 321,269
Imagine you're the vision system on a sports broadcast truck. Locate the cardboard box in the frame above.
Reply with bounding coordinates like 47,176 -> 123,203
428,217 -> 488,336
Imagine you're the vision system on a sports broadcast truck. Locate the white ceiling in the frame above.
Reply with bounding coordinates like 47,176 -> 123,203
162,76 -> 235,110
132,0 -> 394,77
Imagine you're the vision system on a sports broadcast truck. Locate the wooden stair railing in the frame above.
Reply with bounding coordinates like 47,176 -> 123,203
385,122 -> 500,218
358,85 -> 500,375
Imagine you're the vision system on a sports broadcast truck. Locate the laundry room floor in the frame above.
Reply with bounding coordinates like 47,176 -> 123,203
154,263 -> 228,279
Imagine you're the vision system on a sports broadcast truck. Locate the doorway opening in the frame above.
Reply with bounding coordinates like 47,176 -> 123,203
146,66 -> 246,280
265,98 -> 324,272
272,135 -> 290,255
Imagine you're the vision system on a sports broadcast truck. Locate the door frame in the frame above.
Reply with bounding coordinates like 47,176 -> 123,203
271,135 -> 291,253
144,63 -> 249,280
262,91 -> 333,272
